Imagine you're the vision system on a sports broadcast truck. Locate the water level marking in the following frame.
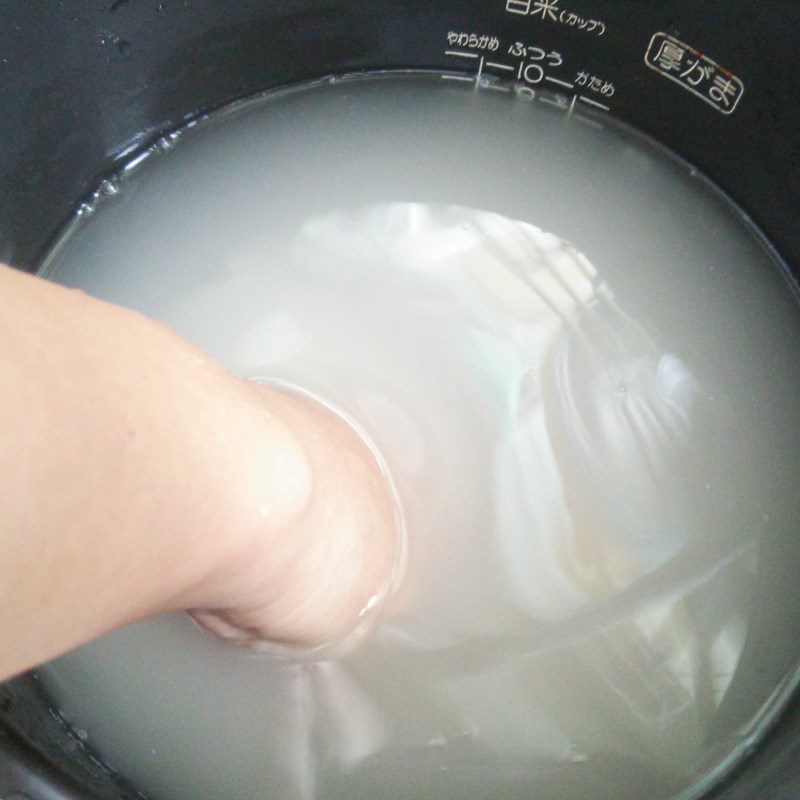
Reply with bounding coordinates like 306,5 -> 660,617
567,94 -> 578,115
578,95 -> 610,111
486,61 -> 515,71
546,76 -> 575,89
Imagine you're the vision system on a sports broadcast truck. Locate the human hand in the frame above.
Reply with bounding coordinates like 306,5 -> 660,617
0,264 -> 402,679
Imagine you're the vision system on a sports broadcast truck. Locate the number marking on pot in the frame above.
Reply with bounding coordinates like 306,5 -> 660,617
442,29 -> 614,116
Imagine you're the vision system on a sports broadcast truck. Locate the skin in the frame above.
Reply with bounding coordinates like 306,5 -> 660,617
0,263 -> 400,681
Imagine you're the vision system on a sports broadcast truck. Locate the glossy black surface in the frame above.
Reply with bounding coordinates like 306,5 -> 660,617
0,2 -> 798,798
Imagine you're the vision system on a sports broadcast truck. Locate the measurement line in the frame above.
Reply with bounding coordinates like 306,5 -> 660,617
486,61 -> 514,71
482,83 -> 511,92
442,74 -> 474,82
545,76 -> 574,89
445,50 -> 479,59
568,94 -> 577,115
579,95 -> 610,111
539,96 -> 567,109
472,56 -> 485,92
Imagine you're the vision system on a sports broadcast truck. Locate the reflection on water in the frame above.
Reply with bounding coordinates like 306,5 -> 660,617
294,203 -> 756,797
